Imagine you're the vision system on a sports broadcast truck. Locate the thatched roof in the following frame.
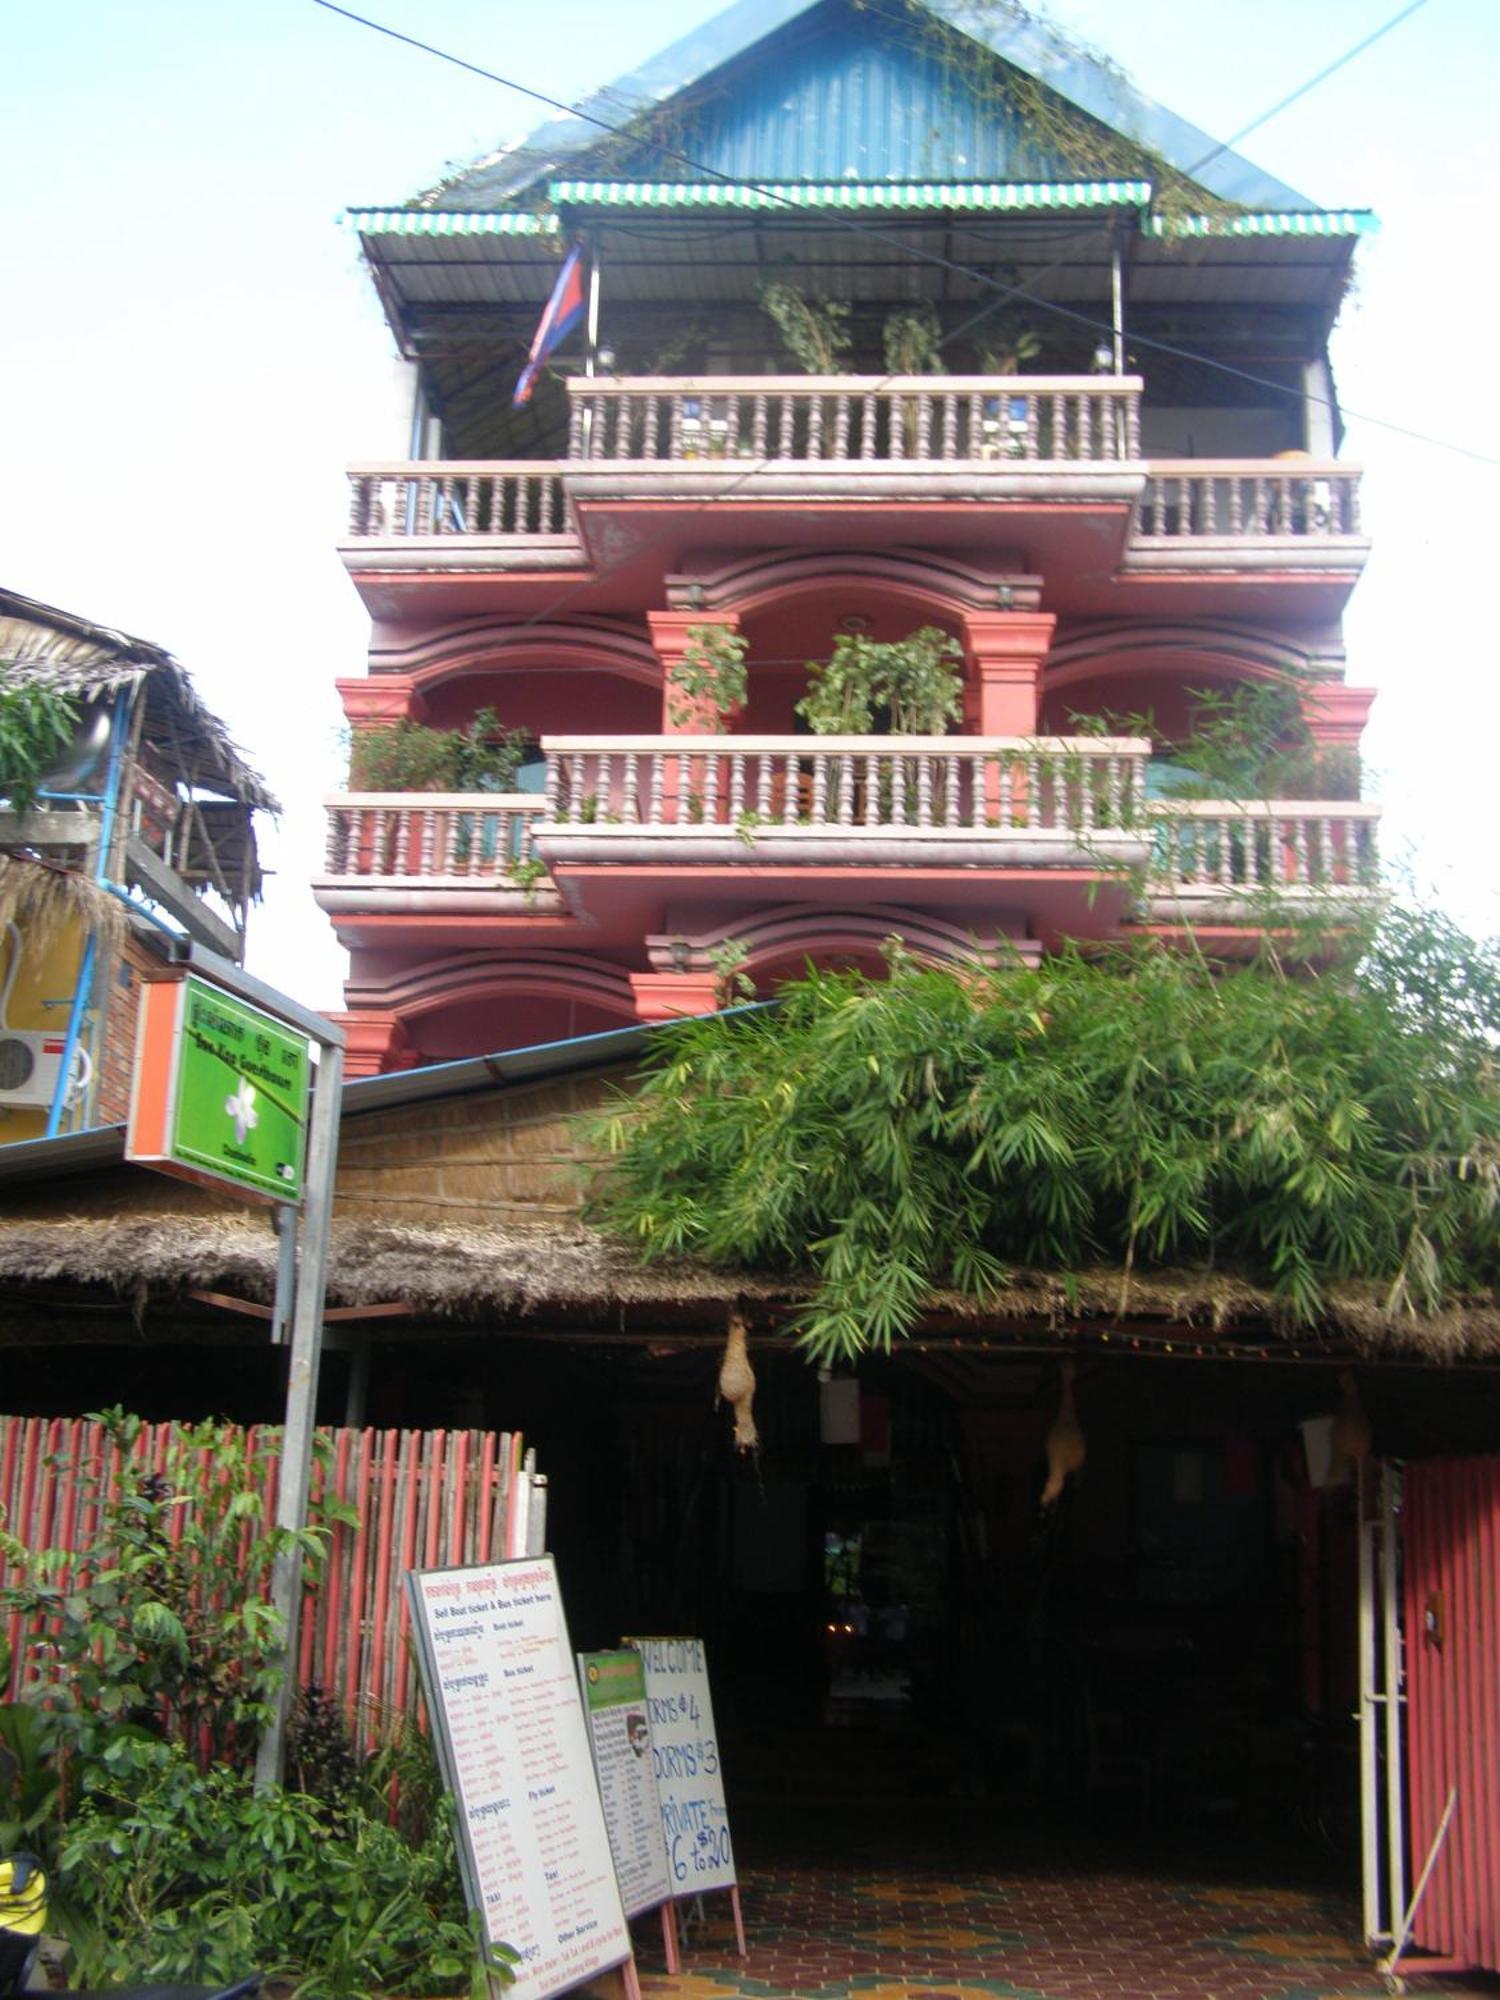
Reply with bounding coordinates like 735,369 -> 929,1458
1,1209 -> 1496,1361
0,586 -> 277,812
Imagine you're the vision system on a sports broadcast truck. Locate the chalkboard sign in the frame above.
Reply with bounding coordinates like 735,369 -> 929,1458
578,1650 -> 673,1919
625,1636 -> 736,1896
407,1558 -> 632,2000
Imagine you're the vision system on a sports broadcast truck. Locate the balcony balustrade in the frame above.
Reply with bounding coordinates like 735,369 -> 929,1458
565,375 -> 1141,463
1136,462 -> 1362,540
318,746 -> 1381,929
343,381 -> 1364,566
539,735 -> 1146,867
1150,800 -> 1382,907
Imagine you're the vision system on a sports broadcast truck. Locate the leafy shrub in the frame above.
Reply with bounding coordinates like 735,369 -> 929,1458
348,708 -> 527,793
58,1735 -> 513,1998
0,682 -> 79,813
587,911 -> 1500,1359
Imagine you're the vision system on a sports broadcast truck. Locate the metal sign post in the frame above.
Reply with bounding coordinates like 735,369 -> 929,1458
126,940 -> 345,1792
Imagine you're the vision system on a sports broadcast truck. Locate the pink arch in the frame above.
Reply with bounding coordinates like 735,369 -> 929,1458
375,621 -> 661,694
356,953 -> 637,1025
708,550 -> 1001,625
1045,622 -> 1314,698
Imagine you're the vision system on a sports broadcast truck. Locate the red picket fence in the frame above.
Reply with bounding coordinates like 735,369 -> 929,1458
0,1415 -> 542,1752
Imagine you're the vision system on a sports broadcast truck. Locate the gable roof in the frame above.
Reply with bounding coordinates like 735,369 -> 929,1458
420,0 -> 1316,214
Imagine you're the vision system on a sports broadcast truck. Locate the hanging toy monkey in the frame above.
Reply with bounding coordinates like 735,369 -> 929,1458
718,1308 -> 759,1454
1041,1358 -> 1085,1508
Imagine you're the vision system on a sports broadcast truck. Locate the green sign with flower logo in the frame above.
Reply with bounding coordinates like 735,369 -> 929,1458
168,975 -> 310,1202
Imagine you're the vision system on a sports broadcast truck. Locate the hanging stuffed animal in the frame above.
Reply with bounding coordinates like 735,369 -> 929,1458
717,1309 -> 759,1454
1041,1359 -> 1085,1508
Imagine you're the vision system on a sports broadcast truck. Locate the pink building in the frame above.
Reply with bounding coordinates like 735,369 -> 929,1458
320,0 -> 1377,1075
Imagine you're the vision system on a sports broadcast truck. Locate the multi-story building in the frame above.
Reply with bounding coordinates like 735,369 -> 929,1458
319,0 -> 1377,1075
0,588 -> 271,1140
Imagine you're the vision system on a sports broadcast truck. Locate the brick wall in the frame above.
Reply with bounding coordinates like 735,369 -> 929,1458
333,1068 -> 622,1229
93,936 -> 158,1126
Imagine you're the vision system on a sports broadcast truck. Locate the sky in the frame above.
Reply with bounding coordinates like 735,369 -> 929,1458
2,0 -> 1497,1010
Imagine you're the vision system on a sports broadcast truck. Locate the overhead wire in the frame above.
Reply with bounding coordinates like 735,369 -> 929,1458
312,0 -> 1492,465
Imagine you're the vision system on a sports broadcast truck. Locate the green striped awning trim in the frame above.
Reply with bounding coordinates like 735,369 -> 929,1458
547,178 -> 1153,212
1147,210 -> 1378,238
346,209 -> 560,237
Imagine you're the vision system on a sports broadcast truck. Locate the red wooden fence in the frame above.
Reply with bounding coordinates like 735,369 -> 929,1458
1402,1456 -> 1500,1974
0,1416 -> 542,1752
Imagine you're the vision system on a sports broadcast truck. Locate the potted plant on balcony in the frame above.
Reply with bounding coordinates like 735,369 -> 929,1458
347,707 -> 531,876
797,627 -> 964,823
665,626 -> 749,730
347,706 -> 528,793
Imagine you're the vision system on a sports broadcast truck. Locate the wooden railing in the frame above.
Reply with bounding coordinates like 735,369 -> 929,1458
566,375 -> 1143,463
1151,800 -> 1381,896
541,735 -> 1149,834
1,1415 -> 547,1751
1138,462 -> 1363,538
322,792 -> 545,880
346,463 -> 573,537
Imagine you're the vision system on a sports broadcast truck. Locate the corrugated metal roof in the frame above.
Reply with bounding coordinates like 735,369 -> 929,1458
412,0 -> 1320,214
347,208 -> 559,237
549,177 -> 1151,212
1147,211 -> 1377,239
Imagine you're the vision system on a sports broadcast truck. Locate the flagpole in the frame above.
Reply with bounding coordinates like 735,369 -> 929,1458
585,238 -> 601,378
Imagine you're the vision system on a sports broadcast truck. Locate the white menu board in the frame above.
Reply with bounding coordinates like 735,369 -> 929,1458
625,1636 -> 737,1895
578,1650 -> 673,1919
407,1558 -> 631,2000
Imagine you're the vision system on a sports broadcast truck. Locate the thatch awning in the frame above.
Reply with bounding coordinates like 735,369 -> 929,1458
0,587 -> 277,812
1,1210 -> 1496,1361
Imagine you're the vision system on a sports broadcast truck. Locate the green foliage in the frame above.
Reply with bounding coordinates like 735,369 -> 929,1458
1,1409 -> 353,1771
586,914 -> 1500,1362
56,1735 -> 515,1998
882,304 -> 944,376
1083,679 -> 1363,804
975,319 -> 1043,374
665,625 -> 750,727
798,626 -> 964,736
0,1415 -> 513,1997
759,282 -> 852,375
348,707 -> 527,793
0,681 -> 79,814
0,1701 -> 62,1853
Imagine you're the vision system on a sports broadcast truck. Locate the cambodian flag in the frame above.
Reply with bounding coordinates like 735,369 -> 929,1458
513,243 -> 588,407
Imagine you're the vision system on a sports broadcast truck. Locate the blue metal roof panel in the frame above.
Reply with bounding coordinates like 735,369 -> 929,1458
418,0 -> 1320,213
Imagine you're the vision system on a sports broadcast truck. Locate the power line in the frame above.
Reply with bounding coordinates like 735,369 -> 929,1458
314,0 -> 1496,466
1183,0 -> 1428,179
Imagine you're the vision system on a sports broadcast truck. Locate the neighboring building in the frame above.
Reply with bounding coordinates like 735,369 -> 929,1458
318,0 -> 1377,1074
0,588 -> 273,1141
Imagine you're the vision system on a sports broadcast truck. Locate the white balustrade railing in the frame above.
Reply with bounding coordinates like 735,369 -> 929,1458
566,375 -> 1143,464
1138,461 -> 1362,539
346,464 -> 573,538
322,793 -> 546,881
539,736 -> 1150,836
1151,800 -> 1381,895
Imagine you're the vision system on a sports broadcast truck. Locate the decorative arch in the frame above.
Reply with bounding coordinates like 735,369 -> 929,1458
672,548 -> 1037,625
371,618 -> 661,693
350,950 -> 637,1025
1044,620 -> 1321,700
649,904 -> 1037,980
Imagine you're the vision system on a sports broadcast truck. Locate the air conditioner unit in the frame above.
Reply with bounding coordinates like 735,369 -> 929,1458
0,1030 -> 69,1109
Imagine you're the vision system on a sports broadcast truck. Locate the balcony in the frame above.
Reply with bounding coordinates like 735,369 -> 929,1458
343,373 -> 1366,592
316,740 -> 1382,941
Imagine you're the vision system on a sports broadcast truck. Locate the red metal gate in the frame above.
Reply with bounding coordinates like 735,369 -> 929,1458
1402,1456 -> 1500,1973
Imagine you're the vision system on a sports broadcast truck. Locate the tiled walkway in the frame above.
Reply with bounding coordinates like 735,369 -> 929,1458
631,1849 -> 1488,2000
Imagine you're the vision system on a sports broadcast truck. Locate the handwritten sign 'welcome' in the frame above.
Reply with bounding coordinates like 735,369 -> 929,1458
624,1635 -> 736,1896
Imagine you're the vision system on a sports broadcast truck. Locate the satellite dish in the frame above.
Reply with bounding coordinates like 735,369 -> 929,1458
36,701 -> 113,795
